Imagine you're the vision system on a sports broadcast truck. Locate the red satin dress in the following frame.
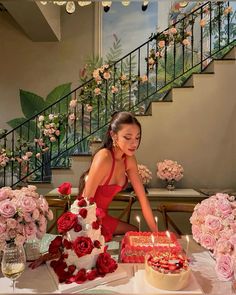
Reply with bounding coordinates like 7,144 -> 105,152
93,149 -> 128,242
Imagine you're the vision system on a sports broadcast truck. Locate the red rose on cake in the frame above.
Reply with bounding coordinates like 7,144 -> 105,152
48,236 -> 63,254
73,237 -> 94,257
96,252 -> 118,275
57,211 -> 77,233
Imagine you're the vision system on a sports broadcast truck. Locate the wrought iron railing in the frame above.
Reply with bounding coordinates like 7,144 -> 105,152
0,1 -> 235,187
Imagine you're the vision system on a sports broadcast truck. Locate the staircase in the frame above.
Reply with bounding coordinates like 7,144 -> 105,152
0,1 -> 236,194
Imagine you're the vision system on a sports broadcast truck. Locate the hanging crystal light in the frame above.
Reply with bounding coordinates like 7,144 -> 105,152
66,1 -> 76,13
78,1 -> 92,7
53,1 -> 67,5
121,1 -> 130,7
142,0 -> 148,11
102,1 -> 112,7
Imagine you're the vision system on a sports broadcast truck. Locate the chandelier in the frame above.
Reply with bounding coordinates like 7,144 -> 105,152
40,1 -> 149,14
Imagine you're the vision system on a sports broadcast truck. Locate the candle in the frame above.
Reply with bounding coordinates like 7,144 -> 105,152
151,234 -> 155,246
151,234 -> 155,256
166,230 -> 171,260
186,235 -> 190,257
136,215 -> 141,232
154,216 -> 158,231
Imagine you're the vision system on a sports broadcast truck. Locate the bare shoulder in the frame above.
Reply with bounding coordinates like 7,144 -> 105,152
125,155 -> 138,170
92,148 -> 112,167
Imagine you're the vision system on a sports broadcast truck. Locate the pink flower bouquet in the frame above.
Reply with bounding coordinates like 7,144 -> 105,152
156,159 -> 184,181
0,185 -> 53,251
190,193 -> 236,281
137,164 -> 152,185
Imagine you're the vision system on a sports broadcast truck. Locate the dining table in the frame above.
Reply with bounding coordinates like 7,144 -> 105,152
0,235 -> 234,294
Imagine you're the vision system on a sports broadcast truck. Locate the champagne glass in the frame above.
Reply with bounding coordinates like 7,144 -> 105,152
1,242 -> 26,293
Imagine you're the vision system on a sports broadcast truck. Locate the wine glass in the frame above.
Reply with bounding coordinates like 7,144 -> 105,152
1,242 -> 26,293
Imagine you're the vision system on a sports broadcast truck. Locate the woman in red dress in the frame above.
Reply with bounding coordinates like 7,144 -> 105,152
30,111 -> 157,268
79,111 -> 157,241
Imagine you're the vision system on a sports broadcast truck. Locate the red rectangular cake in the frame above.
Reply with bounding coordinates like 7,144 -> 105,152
120,231 -> 182,263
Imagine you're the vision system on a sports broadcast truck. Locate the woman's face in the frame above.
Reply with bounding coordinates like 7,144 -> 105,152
114,123 -> 141,156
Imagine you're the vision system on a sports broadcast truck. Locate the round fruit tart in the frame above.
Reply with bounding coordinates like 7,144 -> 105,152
145,252 -> 190,291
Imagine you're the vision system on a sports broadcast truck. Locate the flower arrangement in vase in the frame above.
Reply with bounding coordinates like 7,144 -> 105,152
190,193 -> 236,281
156,159 -> 184,190
137,164 -> 152,186
0,185 -> 53,252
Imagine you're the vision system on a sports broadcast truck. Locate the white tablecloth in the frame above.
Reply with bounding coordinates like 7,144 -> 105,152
0,237 -> 235,294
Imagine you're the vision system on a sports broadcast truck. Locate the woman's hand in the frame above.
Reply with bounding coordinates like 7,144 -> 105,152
29,252 -> 61,269
29,255 -> 47,269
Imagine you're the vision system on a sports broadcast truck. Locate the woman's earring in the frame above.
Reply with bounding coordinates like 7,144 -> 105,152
113,139 -> 118,148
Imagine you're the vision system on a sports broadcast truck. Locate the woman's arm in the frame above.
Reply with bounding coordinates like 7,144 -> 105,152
82,149 -> 111,199
127,156 -> 157,232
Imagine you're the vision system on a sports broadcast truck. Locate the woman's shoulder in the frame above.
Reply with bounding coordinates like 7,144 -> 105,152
93,148 -> 112,164
125,154 -> 137,169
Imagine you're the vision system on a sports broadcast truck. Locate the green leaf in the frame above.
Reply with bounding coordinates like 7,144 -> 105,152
7,118 -> 38,141
46,83 -> 72,107
20,90 -> 46,119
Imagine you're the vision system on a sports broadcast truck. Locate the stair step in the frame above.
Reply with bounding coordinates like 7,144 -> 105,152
51,166 -> 71,170
215,58 -> 236,61
173,85 -> 194,89
70,153 -> 91,157
28,180 -> 52,184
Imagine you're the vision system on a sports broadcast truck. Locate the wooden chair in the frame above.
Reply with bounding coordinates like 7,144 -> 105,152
46,197 -> 69,233
112,193 -> 136,223
45,189 -> 136,233
157,202 -> 196,235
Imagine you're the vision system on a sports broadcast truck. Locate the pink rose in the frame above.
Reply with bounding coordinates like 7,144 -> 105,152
217,200 -> 232,217
215,238 -> 232,255
38,197 -> 49,212
27,185 -> 37,192
0,190 -> 8,201
47,209 -> 54,221
205,215 -> 222,232
0,200 -> 16,218
23,213 -> 32,223
192,225 -> 201,243
197,204 -> 213,217
20,196 -> 36,213
39,215 -> 47,233
0,222 -> 6,234
229,234 -> 236,245
25,223 -> 37,238
32,208 -> 40,220
16,223 -> 24,234
200,233 -> 216,250
215,254 -> 233,281
6,218 -> 17,229
8,229 -> 16,239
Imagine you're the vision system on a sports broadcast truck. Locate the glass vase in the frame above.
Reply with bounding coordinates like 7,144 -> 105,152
166,179 -> 175,191
24,238 -> 41,262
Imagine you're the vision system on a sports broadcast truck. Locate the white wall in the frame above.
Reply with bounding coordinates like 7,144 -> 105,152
0,5 -> 95,129
136,58 -> 236,190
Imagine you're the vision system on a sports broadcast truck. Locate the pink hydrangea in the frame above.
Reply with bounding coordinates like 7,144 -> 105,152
156,159 -> 184,181
137,164 -> 152,185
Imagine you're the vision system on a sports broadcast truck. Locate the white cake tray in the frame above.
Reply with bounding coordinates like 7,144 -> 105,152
46,262 -> 127,293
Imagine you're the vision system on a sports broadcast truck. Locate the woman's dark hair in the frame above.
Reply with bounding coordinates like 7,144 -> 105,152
78,112 -> 142,195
